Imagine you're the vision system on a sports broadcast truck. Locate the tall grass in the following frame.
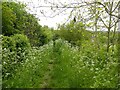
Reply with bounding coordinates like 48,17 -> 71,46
50,39 -> 118,88
3,39 -> 118,88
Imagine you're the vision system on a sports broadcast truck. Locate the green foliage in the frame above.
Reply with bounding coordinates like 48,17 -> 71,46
12,34 -> 31,61
51,39 -> 117,88
2,34 -> 31,83
2,2 -> 48,47
12,34 -> 30,51
2,1 -> 118,88
3,42 -> 54,88
39,26 -> 54,46
57,21 -> 85,46
0,35 -> 2,88
2,35 -> 15,51
2,2 -> 17,36
2,2 -> 27,36
3,39 -> 117,88
23,14 -> 43,46
6,2 -> 26,32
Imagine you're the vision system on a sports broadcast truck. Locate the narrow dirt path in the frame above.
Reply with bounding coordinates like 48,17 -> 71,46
40,59 -> 54,88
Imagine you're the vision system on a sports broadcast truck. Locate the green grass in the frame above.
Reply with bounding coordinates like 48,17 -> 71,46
3,42 -> 54,88
2,39 -> 118,88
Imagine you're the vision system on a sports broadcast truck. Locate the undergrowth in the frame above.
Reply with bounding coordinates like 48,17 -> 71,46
2,39 -> 118,88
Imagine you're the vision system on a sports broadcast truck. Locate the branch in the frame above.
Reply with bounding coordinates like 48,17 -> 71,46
112,1 -> 120,12
95,2 -> 120,19
62,8 -> 74,26
99,16 -> 108,28
51,8 -> 68,18
95,2 -> 109,14
111,19 -> 119,28
109,14 -> 120,19
33,3 -> 87,9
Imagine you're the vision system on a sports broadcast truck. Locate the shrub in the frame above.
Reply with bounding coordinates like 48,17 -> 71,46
12,34 -> 31,50
2,35 -> 16,51
2,38 -> 117,88
50,39 -> 117,88
2,34 -> 31,82
12,34 -> 31,62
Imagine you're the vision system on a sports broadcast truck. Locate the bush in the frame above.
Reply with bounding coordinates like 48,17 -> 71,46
57,21 -> 84,47
2,35 -> 16,51
50,39 -> 117,88
12,34 -> 31,61
58,29 -> 82,47
12,34 -> 31,50
2,34 -> 31,82
2,38 -> 117,88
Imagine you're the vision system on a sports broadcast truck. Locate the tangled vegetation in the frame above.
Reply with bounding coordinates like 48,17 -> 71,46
2,39 -> 118,88
1,1 -> 119,89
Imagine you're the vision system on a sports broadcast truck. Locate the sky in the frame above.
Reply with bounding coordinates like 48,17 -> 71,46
15,0 -> 76,29
14,0 -> 98,29
13,0 -> 119,31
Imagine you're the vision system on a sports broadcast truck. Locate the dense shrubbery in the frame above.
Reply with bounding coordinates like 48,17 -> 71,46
2,34 -> 31,82
56,21 -> 85,47
2,36 -> 16,52
2,2 -> 51,47
3,41 -> 54,88
2,1 -> 119,88
12,34 -> 31,61
3,39 -> 118,88
50,39 -> 117,88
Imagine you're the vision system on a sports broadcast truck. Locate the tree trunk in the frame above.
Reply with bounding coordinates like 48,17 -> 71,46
107,2 -> 113,52
94,0 -> 100,50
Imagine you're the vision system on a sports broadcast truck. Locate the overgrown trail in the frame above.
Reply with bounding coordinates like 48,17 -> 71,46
40,58 -> 54,88
3,40 -> 118,88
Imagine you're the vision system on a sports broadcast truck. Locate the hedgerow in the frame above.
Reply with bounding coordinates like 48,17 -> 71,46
2,34 -> 31,83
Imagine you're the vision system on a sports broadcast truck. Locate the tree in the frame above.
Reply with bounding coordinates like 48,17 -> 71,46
33,0 -> 119,52
2,2 -> 17,36
2,1 -> 48,46
94,1 -> 119,52
57,21 -> 85,47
